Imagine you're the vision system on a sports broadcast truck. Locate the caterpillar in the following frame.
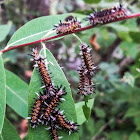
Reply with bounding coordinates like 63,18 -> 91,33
80,43 -> 97,76
87,4 -> 127,25
53,110 -> 79,134
55,111 -> 79,134
78,66 -> 96,96
51,125 -> 59,140
78,66 -> 87,96
30,91 -> 48,128
48,119 -> 61,140
30,48 -> 54,94
42,86 -> 66,122
54,17 -> 81,34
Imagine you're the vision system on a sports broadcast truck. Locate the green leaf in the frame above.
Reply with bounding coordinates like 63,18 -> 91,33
82,96 -> 92,120
95,107 -> 105,118
118,32 -> 132,42
0,25 -> 11,43
28,47 -> 78,140
124,108 -> 140,118
120,41 -> 138,58
82,104 -> 91,121
128,132 -> 140,140
107,131 -> 123,140
5,70 -> 28,118
129,31 -> 140,43
7,13 -> 85,47
83,0 -> 101,4
134,117 -> 140,131
75,99 -> 94,125
0,118 -> 20,140
106,24 -> 130,32
0,55 -> 6,134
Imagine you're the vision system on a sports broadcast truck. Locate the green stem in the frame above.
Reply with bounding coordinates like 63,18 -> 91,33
72,33 -> 83,44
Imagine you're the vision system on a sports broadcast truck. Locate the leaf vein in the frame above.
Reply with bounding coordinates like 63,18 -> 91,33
6,85 -> 27,105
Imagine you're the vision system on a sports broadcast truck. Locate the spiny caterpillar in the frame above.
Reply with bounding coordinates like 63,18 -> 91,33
54,17 -> 81,34
78,66 -> 96,96
48,120 -> 61,140
78,43 -> 97,96
87,4 -> 127,25
42,86 -> 66,122
80,43 -> 97,76
30,48 -> 53,94
29,48 -> 79,138
30,91 -> 48,128
53,110 -> 79,134
78,66 -> 87,96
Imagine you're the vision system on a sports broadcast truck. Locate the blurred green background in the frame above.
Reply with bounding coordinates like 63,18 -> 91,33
0,0 -> 140,140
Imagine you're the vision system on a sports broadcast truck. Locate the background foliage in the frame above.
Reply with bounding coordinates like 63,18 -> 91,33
0,0 -> 140,140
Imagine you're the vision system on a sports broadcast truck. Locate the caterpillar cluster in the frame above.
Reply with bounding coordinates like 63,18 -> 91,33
53,4 -> 127,35
86,4 -> 127,25
29,3 -> 127,137
42,86 -> 67,122
54,17 -> 81,34
29,48 -> 78,139
78,43 -> 97,96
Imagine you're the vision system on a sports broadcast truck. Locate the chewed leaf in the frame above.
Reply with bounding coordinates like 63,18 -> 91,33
28,47 -> 78,140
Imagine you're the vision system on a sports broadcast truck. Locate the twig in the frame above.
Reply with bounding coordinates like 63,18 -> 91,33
92,118 -> 114,140
0,13 -> 140,54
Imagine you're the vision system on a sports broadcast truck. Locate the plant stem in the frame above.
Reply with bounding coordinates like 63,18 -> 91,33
92,118 -> 114,140
1,13 -> 140,54
72,33 -> 83,44
41,42 -> 48,69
